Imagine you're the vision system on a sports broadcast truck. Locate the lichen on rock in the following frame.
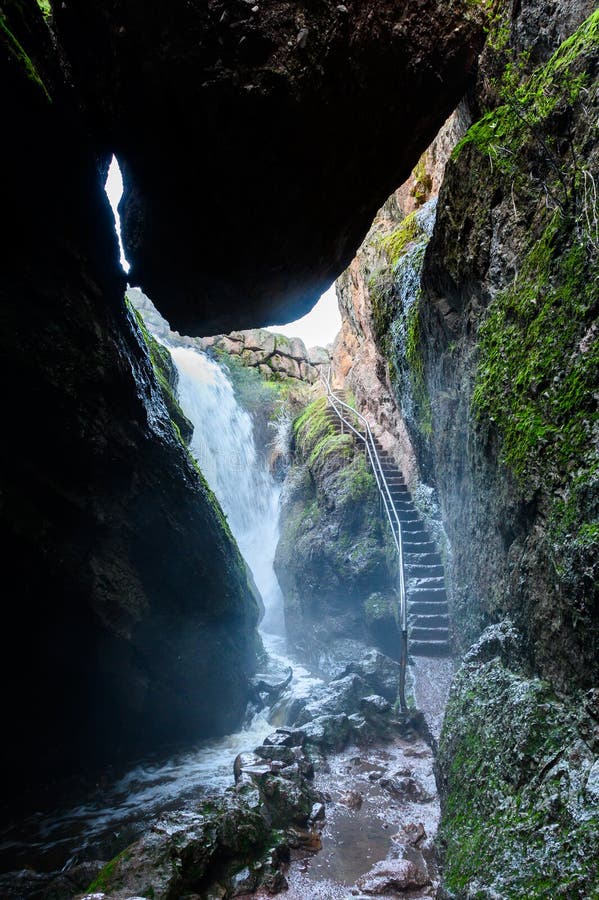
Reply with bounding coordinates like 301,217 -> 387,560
437,621 -> 599,899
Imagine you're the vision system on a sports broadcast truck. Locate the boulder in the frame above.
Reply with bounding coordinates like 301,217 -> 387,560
356,858 -> 431,894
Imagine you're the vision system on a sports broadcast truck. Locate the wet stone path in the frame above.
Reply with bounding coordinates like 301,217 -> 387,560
245,657 -> 454,899
283,736 -> 440,899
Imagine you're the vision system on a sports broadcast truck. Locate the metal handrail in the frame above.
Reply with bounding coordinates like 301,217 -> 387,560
321,367 -> 408,710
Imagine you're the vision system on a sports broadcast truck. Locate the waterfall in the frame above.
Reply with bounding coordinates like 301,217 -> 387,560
169,344 -> 285,637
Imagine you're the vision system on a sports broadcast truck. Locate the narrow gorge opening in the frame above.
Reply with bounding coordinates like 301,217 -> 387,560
2,1 -> 598,898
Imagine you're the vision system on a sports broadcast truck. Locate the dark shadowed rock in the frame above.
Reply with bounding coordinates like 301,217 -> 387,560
52,0 -> 484,335
1,1 -> 259,793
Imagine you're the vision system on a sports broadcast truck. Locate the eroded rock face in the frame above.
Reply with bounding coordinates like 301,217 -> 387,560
52,0 -> 484,335
332,107 -> 470,486
201,329 -> 328,384
2,3 -> 259,792
418,4 -> 599,689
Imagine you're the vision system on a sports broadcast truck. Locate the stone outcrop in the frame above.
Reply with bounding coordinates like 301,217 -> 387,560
275,397 -> 399,662
51,0 -> 484,335
332,107 -> 470,488
201,329 -> 329,384
437,623 -> 599,896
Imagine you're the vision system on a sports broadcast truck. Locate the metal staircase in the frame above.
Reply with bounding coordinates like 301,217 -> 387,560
321,373 -> 451,684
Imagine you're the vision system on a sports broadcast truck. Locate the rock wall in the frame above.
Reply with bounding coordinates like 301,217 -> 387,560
1,2 -> 259,792
330,4 -> 598,894
201,329 -> 329,385
409,4 -> 597,895
418,3 -> 598,690
437,622 -> 599,898
50,0 -> 484,335
332,108 -> 470,490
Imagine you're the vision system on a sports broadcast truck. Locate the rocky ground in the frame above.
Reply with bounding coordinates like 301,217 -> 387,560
2,647 -> 446,900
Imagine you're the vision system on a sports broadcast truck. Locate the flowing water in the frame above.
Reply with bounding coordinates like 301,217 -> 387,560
170,344 -> 285,636
0,342 -> 322,876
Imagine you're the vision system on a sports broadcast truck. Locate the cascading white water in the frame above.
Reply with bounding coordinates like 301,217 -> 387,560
169,344 -> 285,636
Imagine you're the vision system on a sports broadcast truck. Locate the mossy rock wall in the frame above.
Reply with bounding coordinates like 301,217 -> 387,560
437,622 -> 599,898
275,398 -> 398,660
416,7 -> 599,691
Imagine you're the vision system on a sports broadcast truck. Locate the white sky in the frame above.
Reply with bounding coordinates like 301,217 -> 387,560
104,157 -> 341,346
266,285 -> 341,348
105,157 -> 130,272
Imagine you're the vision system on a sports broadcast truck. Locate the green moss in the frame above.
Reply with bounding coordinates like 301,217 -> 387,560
307,431 -> 353,467
379,211 -> 423,266
454,10 -> 599,220
0,13 -> 51,102
36,0 -> 51,17
294,397 -> 335,452
439,655 -> 599,897
337,453 -> 376,503
86,847 -> 133,893
127,300 -> 193,445
472,215 -> 598,495
410,153 -> 433,207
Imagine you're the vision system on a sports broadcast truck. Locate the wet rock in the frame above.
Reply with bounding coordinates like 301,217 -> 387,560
379,775 -> 434,803
338,789 -> 363,809
254,744 -> 298,765
341,648 -> 402,702
260,774 -> 321,828
296,27 -> 310,49
438,641 -> 599,896
356,858 -> 431,893
360,694 -> 392,716
348,712 -> 378,745
286,827 -> 323,851
309,801 -> 326,822
295,674 -> 370,724
396,822 -> 426,846
302,714 -> 352,752
584,758 -> 599,801
263,727 -> 305,747
234,751 -> 264,782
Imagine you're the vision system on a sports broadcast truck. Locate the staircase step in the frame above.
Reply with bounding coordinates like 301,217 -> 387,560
410,639 -> 451,658
409,586 -> 447,602
409,613 -> 450,628
403,537 -> 436,548
406,563 -> 445,578
404,551 -> 442,566
410,626 -> 450,642
401,522 -> 429,533
409,583 -> 446,597
409,600 -> 448,615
